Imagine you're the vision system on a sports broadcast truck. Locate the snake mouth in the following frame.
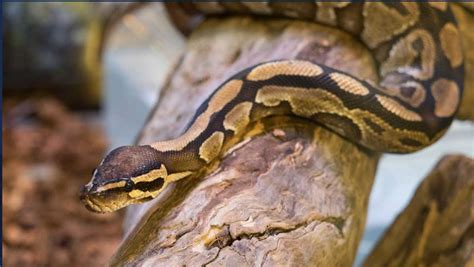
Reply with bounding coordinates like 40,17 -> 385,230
80,194 -> 109,213
79,184 -> 125,213
79,183 -> 148,213
80,185 -> 107,213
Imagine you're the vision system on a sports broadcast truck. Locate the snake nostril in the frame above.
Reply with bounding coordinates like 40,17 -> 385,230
80,185 -> 89,195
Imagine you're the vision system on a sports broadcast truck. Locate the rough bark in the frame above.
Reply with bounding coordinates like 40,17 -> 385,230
363,155 -> 474,267
110,16 -> 381,266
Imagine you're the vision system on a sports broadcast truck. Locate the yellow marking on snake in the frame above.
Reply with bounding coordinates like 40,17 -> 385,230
375,95 -> 422,121
362,2 -> 419,48
167,171 -> 194,182
329,72 -> 370,95
97,181 -> 126,192
151,80 -> 242,152
223,101 -> 253,134
128,189 -> 154,199
255,85 -> 429,152
354,109 -> 429,152
131,166 -> 167,184
440,22 -> 463,68
256,85 -> 366,140
256,85 -> 342,117
431,79 -> 460,118
199,131 -> 225,163
247,60 -> 323,81
428,2 -> 447,11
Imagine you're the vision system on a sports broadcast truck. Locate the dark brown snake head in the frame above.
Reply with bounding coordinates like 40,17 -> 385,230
80,145 -> 168,213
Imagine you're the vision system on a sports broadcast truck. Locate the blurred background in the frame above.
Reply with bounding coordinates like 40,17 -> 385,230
3,3 -> 184,266
2,2 -> 473,267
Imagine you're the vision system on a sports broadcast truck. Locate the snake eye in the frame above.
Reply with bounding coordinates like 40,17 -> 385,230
124,180 -> 134,192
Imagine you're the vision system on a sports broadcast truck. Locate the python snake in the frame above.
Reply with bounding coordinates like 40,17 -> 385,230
80,2 -> 464,213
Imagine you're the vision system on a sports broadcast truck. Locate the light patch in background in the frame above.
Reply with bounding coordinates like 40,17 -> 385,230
103,3 -> 185,150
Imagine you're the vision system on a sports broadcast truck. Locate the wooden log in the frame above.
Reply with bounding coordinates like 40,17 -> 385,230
110,16 -> 382,266
363,154 -> 474,267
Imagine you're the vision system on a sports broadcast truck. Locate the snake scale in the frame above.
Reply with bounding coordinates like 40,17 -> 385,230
80,2 -> 464,213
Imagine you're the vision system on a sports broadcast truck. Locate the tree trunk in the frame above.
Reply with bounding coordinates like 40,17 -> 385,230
110,16 -> 381,266
363,155 -> 474,267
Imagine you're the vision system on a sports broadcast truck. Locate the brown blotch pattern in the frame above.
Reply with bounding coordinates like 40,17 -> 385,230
329,72 -> 370,96
255,85 -> 343,117
381,29 -> 436,81
376,95 -> 422,121
199,131 -> 225,163
247,60 -> 323,81
254,85 -> 430,151
362,2 -> 419,48
431,78 -> 460,118
223,101 -> 253,134
440,22 -> 463,68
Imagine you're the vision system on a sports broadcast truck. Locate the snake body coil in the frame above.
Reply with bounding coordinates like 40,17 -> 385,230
81,2 -> 464,213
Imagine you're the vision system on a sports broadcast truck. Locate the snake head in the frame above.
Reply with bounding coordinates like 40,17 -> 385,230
80,145 -> 167,213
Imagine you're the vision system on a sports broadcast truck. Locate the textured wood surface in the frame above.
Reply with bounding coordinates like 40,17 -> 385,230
109,17 -> 380,266
363,154 -> 474,267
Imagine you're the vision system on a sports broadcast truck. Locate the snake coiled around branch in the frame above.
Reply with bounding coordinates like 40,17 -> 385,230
80,2 -> 464,213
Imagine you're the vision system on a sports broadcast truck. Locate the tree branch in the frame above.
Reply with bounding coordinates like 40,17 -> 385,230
110,16 -> 380,266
